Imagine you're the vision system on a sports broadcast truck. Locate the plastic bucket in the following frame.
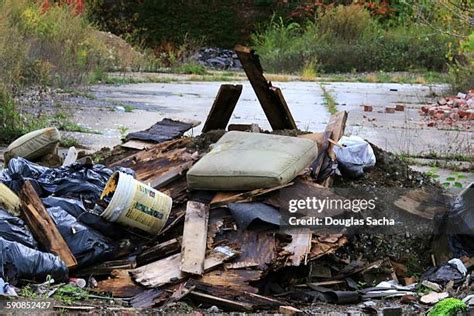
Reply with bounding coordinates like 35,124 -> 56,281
99,172 -> 172,234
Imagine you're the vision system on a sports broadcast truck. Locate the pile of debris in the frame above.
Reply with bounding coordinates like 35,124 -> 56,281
190,48 -> 242,70
420,91 -> 474,128
0,46 -> 471,315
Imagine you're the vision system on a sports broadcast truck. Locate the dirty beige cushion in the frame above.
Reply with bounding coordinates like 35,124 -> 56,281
187,131 -> 318,191
4,127 -> 60,163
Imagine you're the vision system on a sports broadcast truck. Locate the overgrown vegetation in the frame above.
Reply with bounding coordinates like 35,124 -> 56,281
0,0 -> 146,144
252,5 -> 455,74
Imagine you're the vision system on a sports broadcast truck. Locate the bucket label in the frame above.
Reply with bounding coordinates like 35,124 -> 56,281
133,201 -> 164,219
124,207 -> 157,228
138,184 -> 156,198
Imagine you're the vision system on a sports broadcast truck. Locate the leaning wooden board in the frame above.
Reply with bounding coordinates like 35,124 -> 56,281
20,180 -> 77,268
234,45 -> 296,130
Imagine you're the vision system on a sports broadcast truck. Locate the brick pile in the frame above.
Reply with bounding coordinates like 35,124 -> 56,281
420,91 -> 474,128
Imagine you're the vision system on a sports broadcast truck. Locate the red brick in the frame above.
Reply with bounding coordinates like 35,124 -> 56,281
395,104 -> 405,111
363,105 -> 373,112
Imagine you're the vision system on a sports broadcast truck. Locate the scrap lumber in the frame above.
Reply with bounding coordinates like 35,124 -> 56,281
393,189 -> 449,220
308,131 -> 331,179
200,269 -> 263,293
202,84 -> 243,132
20,181 -> 77,269
111,138 -> 198,189
224,230 -> 277,270
75,258 -> 136,277
325,111 -> 348,159
234,45 -> 296,130
282,228 -> 313,266
210,182 -> 293,208
132,246 -> 237,288
180,201 -> 209,275
322,111 -> 348,187
129,288 -> 165,308
187,279 -> 282,310
279,306 -> 302,315
94,269 -> 144,297
310,234 -> 349,260
188,291 -> 253,312
137,237 -> 182,266
121,140 -> 155,151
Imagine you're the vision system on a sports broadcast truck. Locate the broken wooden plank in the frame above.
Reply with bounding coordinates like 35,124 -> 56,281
325,111 -> 348,159
110,138 -> 199,189
76,258 -> 136,277
180,201 -> 209,275
309,131 -> 331,179
279,305 -> 302,315
137,237 -> 182,266
121,140 -> 155,150
210,182 -> 293,208
131,245 -> 237,288
189,291 -> 253,312
310,234 -> 349,260
282,228 -> 312,266
129,288 -> 166,308
322,111 -> 348,187
188,279 -> 282,310
234,45 -> 296,130
393,189 -> 449,220
126,118 -> 198,143
94,269 -> 144,297
202,84 -> 243,132
200,269 -> 262,293
224,230 -> 277,270
20,181 -> 77,269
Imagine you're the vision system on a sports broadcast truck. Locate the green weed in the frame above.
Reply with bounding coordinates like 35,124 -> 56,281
320,84 -> 338,115
428,298 -> 467,316
60,136 -> 80,147
173,63 -> 207,75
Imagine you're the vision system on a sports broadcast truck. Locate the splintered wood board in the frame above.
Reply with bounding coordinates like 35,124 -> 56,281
132,246 -> 237,288
20,181 -> 77,268
180,201 -> 209,275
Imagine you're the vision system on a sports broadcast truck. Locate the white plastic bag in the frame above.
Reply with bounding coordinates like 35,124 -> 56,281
333,136 -> 376,178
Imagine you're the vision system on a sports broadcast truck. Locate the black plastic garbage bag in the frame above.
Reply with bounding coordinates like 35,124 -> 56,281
434,186 -> 474,257
0,237 -> 67,285
0,157 -> 134,203
42,196 -> 128,240
47,206 -> 117,267
0,208 -> 37,249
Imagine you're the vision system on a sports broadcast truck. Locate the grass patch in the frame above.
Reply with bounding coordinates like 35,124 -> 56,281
52,113 -> 100,134
319,71 -> 449,84
61,88 -> 96,100
123,104 -> 135,112
60,136 -> 80,147
173,63 -> 207,75
320,84 -> 338,115
301,61 -> 317,81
